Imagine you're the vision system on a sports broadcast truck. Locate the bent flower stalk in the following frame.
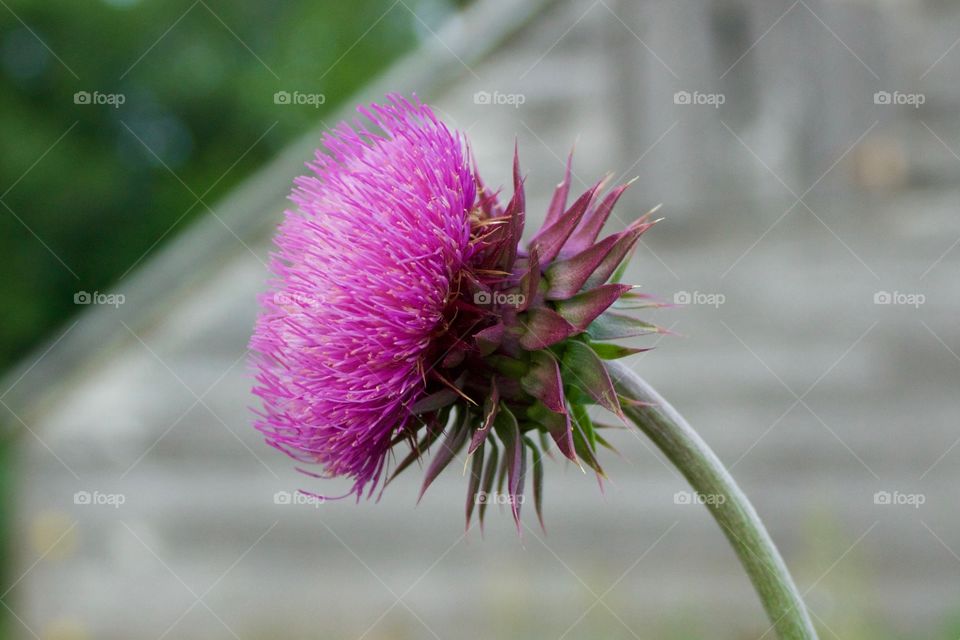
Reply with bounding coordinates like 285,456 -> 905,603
250,94 -> 818,640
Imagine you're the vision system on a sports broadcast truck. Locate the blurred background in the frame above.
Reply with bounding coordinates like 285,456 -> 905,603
1,0 -> 959,638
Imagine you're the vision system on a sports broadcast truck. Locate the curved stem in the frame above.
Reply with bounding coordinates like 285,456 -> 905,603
605,360 -> 818,640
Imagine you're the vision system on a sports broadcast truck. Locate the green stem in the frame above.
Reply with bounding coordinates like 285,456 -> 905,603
605,360 -> 818,640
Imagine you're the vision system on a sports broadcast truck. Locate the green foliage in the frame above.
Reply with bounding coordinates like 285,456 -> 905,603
0,0 -> 455,370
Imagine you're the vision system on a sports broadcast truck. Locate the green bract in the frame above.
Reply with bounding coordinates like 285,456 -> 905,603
391,150 -> 664,531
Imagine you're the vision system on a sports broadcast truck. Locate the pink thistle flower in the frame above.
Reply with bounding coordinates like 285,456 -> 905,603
248,96 -> 822,640
250,95 -> 476,498
251,94 -> 662,526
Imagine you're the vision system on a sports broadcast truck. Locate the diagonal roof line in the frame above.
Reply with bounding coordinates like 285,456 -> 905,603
0,0 -> 560,431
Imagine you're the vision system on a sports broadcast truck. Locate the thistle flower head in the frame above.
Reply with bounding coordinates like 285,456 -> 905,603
251,94 -> 663,528
251,95 -> 475,497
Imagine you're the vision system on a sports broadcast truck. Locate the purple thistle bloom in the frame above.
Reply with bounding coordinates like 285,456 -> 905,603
248,94 -> 822,640
251,94 -> 662,527
251,95 -> 477,498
